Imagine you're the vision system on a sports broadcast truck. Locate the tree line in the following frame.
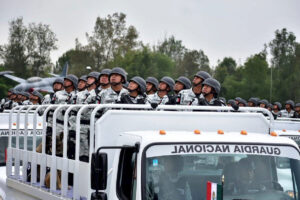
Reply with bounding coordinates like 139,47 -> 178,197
0,13 -> 299,103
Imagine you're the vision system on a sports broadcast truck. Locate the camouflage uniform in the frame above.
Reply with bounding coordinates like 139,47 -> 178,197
146,93 -> 170,105
280,109 -> 295,118
198,97 -> 223,106
97,87 -> 128,104
118,94 -> 146,104
68,89 -> 97,161
177,88 -> 202,105
22,99 -> 32,105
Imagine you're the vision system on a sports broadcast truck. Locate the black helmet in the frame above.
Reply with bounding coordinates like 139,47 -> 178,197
248,97 -> 259,106
259,99 -> 269,106
8,88 -> 14,93
227,99 -> 235,105
160,76 -> 175,91
219,97 -> 226,104
285,100 -> 295,108
194,71 -> 211,80
79,75 -> 88,82
235,97 -> 243,103
53,77 -> 64,85
296,103 -> 300,108
100,68 -> 112,77
64,74 -> 78,89
146,77 -> 159,90
176,76 -> 191,89
273,102 -> 282,110
109,67 -> 127,83
87,71 -> 100,80
202,78 -> 221,97
32,90 -> 43,100
238,99 -> 247,106
267,103 -> 273,109
130,76 -> 146,94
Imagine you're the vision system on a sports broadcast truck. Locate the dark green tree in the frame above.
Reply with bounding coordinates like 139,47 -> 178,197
86,12 -> 139,70
0,17 -> 29,77
269,28 -> 297,102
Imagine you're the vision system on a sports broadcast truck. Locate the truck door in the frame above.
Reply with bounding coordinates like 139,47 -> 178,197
117,148 -> 138,200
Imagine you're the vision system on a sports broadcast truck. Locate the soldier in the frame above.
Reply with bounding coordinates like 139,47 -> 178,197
267,103 -> 273,112
293,103 -> 300,118
146,77 -> 159,95
235,97 -> 243,105
227,99 -> 236,107
29,91 -> 43,105
259,99 -> 269,109
15,90 -> 24,105
248,97 -> 259,107
97,67 -> 128,104
118,76 -> 147,104
170,76 -> 192,104
0,88 -> 14,111
272,102 -> 282,119
68,72 -> 99,162
45,75 -> 77,188
97,68 -> 111,92
78,75 -> 87,92
198,78 -> 223,106
4,89 -> 19,109
280,100 -> 295,118
21,92 -> 32,105
42,78 -> 64,104
178,71 -> 211,105
146,76 -> 175,105
238,99 -> 247,107
174,76 -> 191,95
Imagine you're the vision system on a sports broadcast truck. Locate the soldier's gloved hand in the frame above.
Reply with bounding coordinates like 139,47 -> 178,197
230,102 -> 239,111
150,103 -> 158,109
198,98 -> 208,106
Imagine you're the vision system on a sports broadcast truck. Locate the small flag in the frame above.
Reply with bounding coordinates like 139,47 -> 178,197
206,181 -> 223,200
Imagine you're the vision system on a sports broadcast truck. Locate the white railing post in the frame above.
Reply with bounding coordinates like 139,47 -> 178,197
31,105 -> 48,186
50,105 -> 69,193
61,105 -> 82,197
40,105 -> 58,188
22,105 -> 38,182
15,106 -> 29,180
7,106 -> 22,177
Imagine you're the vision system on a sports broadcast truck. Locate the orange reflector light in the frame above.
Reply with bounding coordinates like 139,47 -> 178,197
38,123 -> 42,126
299,130 -> 300,133
13,123 -> 16,126
240,130 -> 247,135
270,132 -> 277,136
159,130 -> 166,135
218,130 -> 224,135
194,130 -> 201,134
282,129 -> 286,132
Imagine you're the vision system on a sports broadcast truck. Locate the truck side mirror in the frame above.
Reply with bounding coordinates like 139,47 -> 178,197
91,152 -> 108,190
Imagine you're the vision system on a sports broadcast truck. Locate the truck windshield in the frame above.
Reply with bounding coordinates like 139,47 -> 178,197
143,144 -> 300,200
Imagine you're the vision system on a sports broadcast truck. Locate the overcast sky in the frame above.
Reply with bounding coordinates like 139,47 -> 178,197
1,0 -> 300,67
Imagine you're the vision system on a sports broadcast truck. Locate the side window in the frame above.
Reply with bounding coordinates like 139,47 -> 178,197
117,148 -> 137,200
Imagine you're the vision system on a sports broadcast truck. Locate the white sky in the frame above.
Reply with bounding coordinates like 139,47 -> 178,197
1,0 -> 300,67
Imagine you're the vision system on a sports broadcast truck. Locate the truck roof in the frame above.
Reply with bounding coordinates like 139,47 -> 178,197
124,130 -> 299,149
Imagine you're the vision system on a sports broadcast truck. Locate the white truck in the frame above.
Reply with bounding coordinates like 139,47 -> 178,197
1,104 -> 300,200
276,118 -> 300,148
